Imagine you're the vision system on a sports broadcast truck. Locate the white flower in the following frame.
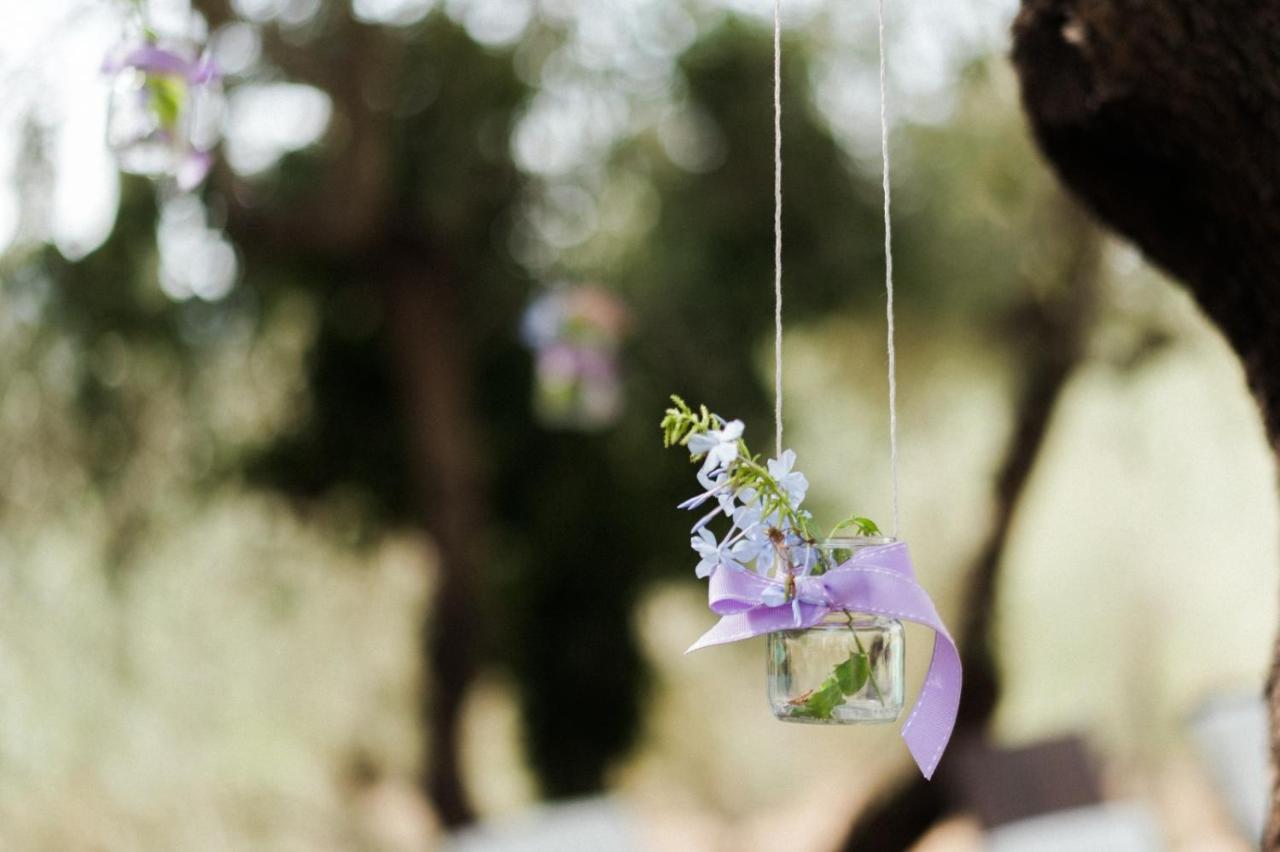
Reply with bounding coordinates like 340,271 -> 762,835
754,542 -> 777,576
767,449 -> 809,507
688,420 -> 744,478
720,504 -> 763,562
729,538 -> 763,564
761,584 -> 787,607
678,472 -> 727,512
677,491 -> 713,511
696,469 -> 737,517
690,503 -> 723,534
732,503 -> 762,533
793,544 -> 819,576
690,528 -> 722,578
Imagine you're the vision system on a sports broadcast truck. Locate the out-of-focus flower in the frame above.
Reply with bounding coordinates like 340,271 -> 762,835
103,37 -> 224,190
522,284 -> 630,431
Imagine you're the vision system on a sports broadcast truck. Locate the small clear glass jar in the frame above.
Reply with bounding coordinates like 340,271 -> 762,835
105,41 -> 222,180
767,537 -> 905,724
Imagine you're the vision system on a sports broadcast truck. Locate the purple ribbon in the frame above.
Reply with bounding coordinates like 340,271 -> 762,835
687,541 -> 961,780
101,44 -> 221,191
102,45 -> 221,85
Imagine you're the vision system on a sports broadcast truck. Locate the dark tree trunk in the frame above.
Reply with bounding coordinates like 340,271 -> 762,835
384,254 -> 482,828
197,1 -> 483,824
1012,2 -> 1280,845
839,202 -> 1101,851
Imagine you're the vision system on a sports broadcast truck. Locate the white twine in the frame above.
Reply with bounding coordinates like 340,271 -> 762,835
772,0 -> 900,536
773,0 -> 784,459
877,0 -> 901,539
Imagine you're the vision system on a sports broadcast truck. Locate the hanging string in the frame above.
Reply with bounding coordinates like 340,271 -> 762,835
773,0 -> 784,458
877,0 -> 901,539
772,0 -> 899,535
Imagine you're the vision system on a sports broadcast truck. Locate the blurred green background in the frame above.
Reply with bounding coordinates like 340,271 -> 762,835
0,0 -> 1276,849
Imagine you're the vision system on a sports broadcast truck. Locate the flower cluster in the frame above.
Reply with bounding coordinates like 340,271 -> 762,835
663,397 -> 889,720
522,284 -> 630,431
103,36 -> 223,191
662,396 -> 879,590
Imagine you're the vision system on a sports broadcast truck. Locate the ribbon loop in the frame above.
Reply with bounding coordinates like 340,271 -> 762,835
794,574 -> 834,606
687,541 -> 961,780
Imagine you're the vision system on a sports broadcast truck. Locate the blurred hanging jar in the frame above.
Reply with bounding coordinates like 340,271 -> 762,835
521,284 -> 630,431
103,27 -> 223,191
767,537 -> 905,724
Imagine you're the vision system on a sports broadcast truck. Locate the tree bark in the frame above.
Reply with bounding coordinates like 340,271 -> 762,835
196,3 -> 483,824
1012,2 -> 1280,845
384,252 -> 482,828
839,203 -> 1101,851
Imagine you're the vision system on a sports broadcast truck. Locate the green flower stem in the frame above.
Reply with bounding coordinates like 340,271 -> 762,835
845,611 -> 887,706
730,448 -> 816,543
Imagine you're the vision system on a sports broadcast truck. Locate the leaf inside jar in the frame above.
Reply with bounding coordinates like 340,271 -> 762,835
788,652 -> 871,719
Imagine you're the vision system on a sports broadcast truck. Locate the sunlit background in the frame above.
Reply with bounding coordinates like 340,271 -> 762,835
0,0 -> 1275,849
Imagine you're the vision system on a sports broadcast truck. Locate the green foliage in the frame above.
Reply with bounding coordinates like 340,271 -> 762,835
660,394 -> 716,448
147,75 -> 185,133
662,394 -> 822,542
831,515 -> 882,538
661,395 -> 878,557
835,651 -> 871,695
13,3 -> 1054,810
788,651 -> 871,720
790,677 -> 846,720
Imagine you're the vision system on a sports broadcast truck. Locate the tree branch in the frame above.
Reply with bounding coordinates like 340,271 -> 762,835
1013,2 -> 1280,844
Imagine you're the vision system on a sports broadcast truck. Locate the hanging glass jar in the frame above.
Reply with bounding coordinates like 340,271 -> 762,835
104,30 -> 222,190
767,537 -> 905,724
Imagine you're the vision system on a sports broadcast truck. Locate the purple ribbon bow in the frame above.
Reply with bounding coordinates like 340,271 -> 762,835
687,541 -> 961,780
101,44 -> 222,192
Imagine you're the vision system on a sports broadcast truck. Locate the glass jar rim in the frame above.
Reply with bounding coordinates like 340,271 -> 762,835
816,535 -> 897,548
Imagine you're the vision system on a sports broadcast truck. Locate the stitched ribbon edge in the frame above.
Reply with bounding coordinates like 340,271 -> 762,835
685,541 -> 961,780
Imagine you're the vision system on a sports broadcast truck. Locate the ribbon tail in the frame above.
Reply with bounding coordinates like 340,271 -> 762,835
686,613 -> 757,654
900,626 -> 961,780
825,544 -> 963,780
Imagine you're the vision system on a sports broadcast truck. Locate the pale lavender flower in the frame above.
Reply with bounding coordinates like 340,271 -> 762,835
754,542 -> 778,576
761,583 -> 787,607
677,489 -> 717,512
695,469 -> 736,516
767,449 -> 809,507
690,528 -> 722,579
729,538 -> 763,564
688,419 -> 744,478
732,503 -> 762,533
794,544 -> 820,576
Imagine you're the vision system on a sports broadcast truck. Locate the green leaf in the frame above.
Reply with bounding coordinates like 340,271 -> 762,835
787,652 -> 872,721
148,75 -> 187,133
789,678 -> 846,720
835,652 -> 871,695
830,516 -> 882,538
